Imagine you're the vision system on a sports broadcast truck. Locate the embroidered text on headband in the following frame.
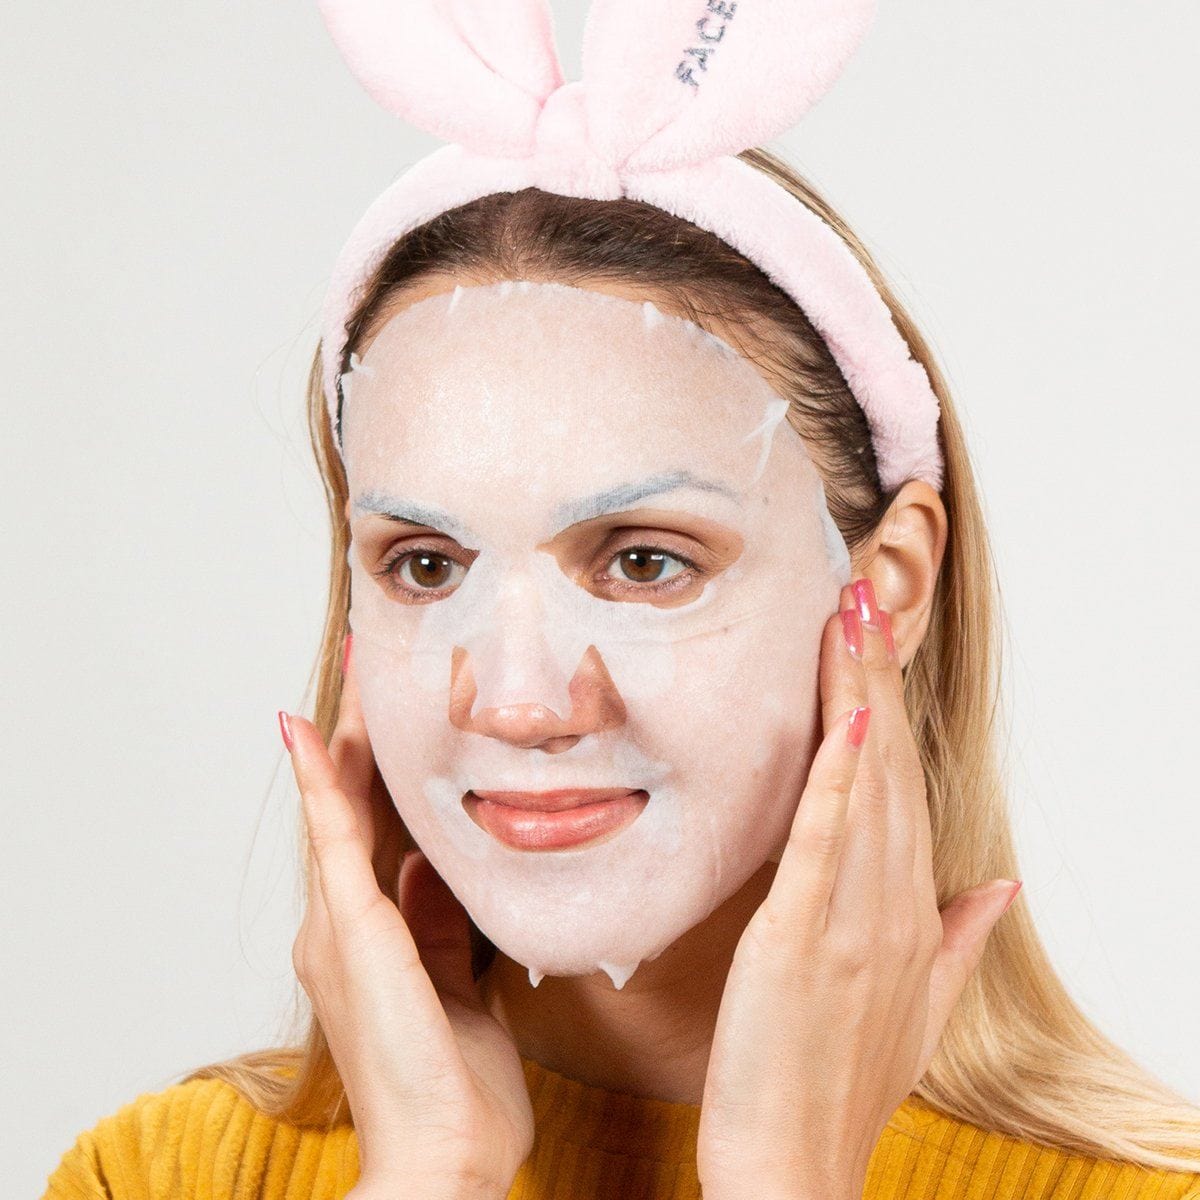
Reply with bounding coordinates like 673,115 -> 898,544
317,0 -> 944,493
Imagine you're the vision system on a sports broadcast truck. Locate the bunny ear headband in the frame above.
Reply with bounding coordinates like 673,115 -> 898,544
317,0 -> 944,493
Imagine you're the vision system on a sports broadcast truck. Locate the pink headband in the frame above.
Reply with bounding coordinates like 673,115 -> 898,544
317,0 -> 944,493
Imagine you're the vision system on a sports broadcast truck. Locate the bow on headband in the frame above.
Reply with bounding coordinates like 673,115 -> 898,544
317,0 -> 944,492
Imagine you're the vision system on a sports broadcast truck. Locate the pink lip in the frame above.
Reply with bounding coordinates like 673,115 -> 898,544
464,789 -> 649,850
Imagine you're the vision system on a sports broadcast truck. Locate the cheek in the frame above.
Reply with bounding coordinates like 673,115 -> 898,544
352,636 -> 454,790
622,603 -> 826,786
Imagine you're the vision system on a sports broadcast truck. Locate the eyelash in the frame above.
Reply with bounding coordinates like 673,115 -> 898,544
600,545 -> 701,595
374,542 -> 703,600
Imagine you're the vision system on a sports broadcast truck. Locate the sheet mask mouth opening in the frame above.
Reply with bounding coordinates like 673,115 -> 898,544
462,789 -> 650,852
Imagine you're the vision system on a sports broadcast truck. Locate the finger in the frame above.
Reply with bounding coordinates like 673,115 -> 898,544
818,585 -> 869,743
813,589 -> 879,910
819,580 -> 901,733
919,880 -> 1019,1068
822,581 -> 894,925
328,632 -> 382,857
282,713 -> 470,1082
286,711 -> 389,927
828,580 -> 923,924
822,585 -> 889,904
298,813 -> 331,954
849,577 -> 904,700
398,850 -> 478,1005
911,758 -> 937,916
281,710 -> 331,936
766,704 -> 870,935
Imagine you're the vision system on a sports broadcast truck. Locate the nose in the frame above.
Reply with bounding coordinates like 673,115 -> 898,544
449,644 -> 626,752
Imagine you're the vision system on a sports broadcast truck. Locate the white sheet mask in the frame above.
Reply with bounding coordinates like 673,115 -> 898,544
340,281 -> 852,989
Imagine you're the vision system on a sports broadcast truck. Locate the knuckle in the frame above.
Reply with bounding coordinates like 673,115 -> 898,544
830,929 -> 874,974
329,894 -> 399,951
739,910 -> 788,960
739,912 -> 813,975
919,919 -> 944,960
792,820 -> 845,863
862,644 -> 894,675
853,776 -> 889,810
876,729 -> 923,774
884,920 -> 920,959
306,813 -> 354,854
888,750 -> 927,794
752,901 -> 789,938
291,934 -> 315,983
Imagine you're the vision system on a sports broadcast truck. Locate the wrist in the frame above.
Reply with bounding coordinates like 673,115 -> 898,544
702,1178 -> 859,1200
347,1170 -> 511,1200
347,1187 -> 506,1200
715,1192 -> 856,1200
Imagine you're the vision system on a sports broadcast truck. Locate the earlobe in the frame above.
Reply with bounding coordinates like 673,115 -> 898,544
853,481 -> 948,668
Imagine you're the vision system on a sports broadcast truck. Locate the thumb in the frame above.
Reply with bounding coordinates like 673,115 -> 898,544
397,849 -> 479,1007
920,879 -> 1022,1068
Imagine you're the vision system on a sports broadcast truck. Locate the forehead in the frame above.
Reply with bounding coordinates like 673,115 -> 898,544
340,280 -> 818,536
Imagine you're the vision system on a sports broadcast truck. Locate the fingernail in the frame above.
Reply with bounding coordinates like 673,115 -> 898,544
341,631 -> 353,677
840,608 -> 863,659
1000,880 -> 1022,914
847,705 -> 871,749
278,710 -> 294,753
878,610 -> 896,659
851,577 -> 879,627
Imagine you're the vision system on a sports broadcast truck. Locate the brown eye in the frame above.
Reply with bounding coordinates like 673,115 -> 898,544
394,552 -> 466,591
605,548 -> 687,584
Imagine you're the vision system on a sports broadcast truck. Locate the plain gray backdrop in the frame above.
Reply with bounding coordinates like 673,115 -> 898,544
6,4 -> 1198,1195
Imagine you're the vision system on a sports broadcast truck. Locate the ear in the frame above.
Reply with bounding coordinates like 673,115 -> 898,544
852,480 -> 948,668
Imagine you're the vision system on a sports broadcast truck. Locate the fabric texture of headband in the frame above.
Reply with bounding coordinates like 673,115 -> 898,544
317,0 -> 944,493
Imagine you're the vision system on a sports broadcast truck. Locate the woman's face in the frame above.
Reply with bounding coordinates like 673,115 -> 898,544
340,280 -> 851,989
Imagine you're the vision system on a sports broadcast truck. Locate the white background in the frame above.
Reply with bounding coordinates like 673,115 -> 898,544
5,4 -> 1198,1194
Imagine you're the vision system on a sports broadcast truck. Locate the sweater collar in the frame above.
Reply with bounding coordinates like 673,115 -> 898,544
520,1055 -> 944,1167
521,1055 -> 702,1164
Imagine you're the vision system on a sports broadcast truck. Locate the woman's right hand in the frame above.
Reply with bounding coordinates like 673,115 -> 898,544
281,635 -> 534,1200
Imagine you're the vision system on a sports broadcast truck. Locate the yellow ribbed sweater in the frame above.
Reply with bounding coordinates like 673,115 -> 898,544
42,1056 -> 1200,1200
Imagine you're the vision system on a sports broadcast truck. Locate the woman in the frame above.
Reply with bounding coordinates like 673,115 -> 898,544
42,3 -> 1200,1199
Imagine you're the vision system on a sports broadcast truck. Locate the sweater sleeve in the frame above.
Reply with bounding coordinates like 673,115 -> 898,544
40,1126 -> 112,1200
36,1077 -> 359,1200
38,1078 -> 220,1200
36,1078 -> 232,1200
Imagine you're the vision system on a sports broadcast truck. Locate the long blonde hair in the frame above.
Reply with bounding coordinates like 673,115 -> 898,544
182,148 -> 1200,1170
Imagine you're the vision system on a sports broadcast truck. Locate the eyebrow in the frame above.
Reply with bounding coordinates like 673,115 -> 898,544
550,470 -> 743,530
351,490 -> 478,544
351,471 -> 742,543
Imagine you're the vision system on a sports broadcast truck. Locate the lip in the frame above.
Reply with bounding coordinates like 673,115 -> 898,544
464,788 -> 649,851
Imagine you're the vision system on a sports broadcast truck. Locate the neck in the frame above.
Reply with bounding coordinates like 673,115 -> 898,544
478,859 -> 779,1106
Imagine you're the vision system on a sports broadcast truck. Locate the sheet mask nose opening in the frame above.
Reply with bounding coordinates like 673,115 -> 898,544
463,565 -> 577,721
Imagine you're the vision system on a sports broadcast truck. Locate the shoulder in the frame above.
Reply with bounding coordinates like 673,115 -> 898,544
874,1096 -> 1200,1200
40,1076 -> 360,1200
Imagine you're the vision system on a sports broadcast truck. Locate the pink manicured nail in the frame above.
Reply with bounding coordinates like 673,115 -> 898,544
851,577 -> 879,627
840,608 -> 863,659
878,610 -> 896,659
341,631 -> 353,677
278,710 -> 294,753
1000,880 -> 1023,914
847,705 -> 871,748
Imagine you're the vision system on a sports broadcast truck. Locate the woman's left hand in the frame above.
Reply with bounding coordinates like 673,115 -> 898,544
696,578 -> 1021,1200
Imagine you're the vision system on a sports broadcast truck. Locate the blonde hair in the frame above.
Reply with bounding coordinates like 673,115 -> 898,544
181,149 -> 1200,1170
